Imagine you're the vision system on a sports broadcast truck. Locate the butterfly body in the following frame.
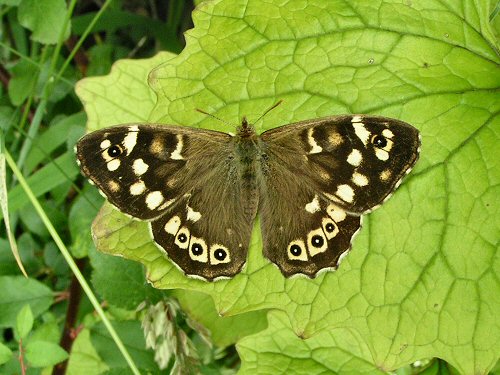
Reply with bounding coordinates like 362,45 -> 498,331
76,114 -> 420,281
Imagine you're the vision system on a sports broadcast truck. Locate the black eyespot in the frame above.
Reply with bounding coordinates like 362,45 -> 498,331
325,223 -> 335,232
108,145 -> 122,157
372,135 -> 387,148
290,244 -> 302,256
214,249 -> 226,261
178,233 -> 187,243
311,235 -> 324,247
191,243 -> 203,255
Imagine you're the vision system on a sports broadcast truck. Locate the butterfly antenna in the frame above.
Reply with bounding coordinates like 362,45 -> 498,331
253,100 -> 283,124
195,108 -> 235,128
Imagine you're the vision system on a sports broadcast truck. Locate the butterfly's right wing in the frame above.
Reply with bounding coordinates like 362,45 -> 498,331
257,115 -> 419,277
77,124 -> 252,281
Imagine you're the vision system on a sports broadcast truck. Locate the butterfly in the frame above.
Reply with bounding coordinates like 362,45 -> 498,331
76,114 -> 420,281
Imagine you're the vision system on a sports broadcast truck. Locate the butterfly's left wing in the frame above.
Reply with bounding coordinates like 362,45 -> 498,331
258,115 -> 420,277
76,124 -> 253,281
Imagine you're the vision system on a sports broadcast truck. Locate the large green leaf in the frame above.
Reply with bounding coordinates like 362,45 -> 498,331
76,0 -> 499,373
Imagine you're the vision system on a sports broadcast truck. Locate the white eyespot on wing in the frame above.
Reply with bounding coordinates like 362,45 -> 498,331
347,149 -> 362,167
130,181 -> 146,195
170,134 -> 184,160
307,128 -> 322,154
189,237 -> 208,263
305,195 -> 321,213
352,172 -> 369,187
100,139 -> 111,149
287,240 -> 308,261
321,217 -> 339,239
306,228 -> 328,257
351,115 -> 363,123
382,128 -> 394,138
353,122 -> 371,146
174,227 -> 190,249
146,191 -> 164,210
107,159 -> 120,171
336,184 -> 355,203
209,244 -> 231,265
186,205 -> 202,222
123,127 -> 139,155
326,204 -> 347,222
133,159 -> 149,176
164,216 -> 181,235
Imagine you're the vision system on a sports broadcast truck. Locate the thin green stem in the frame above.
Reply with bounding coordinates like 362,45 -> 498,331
55,0 -> 113,84
5,150 -> 141,375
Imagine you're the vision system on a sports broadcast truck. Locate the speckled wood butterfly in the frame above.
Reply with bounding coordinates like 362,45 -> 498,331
76,114 -> 420,281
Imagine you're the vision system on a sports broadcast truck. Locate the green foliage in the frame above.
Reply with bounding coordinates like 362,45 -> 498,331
1,0 -> 499,374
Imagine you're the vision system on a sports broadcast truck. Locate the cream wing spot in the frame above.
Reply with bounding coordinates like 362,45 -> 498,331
210,244 -> 231,265
170,134 -> 184,160
307,228 -> 328,257
352,172 -> 369,187
307,128 -> 322,154
186,206 -> 202,222
146,191 -> 164,210
107,159 -> 120,171
326,204 -> 347,222
336,184 -> 355,203
328,131 -> 343,146
347,149 -> 362,167
287,240 -> 308,261
189,237 -> 208,263
107,180 -> 120,192
164,216 -> 181,235
351,115 -> 362,123
382,128 -> 394,138
305,195 -> 321,213
123,127 -> 138,155
380,169 -> 392,181
130,181 -> 146,195
100,139 -> 111,149
353,122 -> 371,146
133,159 -> 149,176
375,148 -> 389,161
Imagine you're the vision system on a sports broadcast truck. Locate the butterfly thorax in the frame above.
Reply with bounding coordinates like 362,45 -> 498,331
233,117 -> 261,221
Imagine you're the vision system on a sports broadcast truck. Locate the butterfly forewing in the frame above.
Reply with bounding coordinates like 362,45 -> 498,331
261,115 -> 420,213
76,124 -> 231,219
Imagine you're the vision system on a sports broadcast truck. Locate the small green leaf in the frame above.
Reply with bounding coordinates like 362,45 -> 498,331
15,304 -> 33,339
90,320 -> 159,372
0,276 -> 53,328
7,59 -> 38,106
0,342 -> 12,365
25,341 -> 68,367
66,329 -> 109,375
17,0 -> 71,44
89,246 -> 163,309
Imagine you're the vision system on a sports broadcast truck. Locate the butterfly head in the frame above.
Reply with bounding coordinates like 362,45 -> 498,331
236,117 -> 257,139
